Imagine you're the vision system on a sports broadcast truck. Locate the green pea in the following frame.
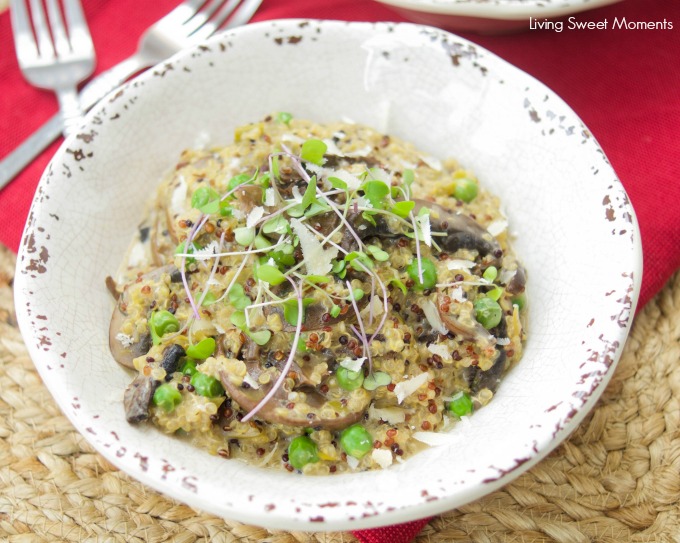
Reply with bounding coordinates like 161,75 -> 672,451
482,266 -> 498,282
336,366 -> 364,391
512,293 -> 527,310
190,372 -> 224,397
288,435 -> 319,470
180,359 -> 198,376
454,178 -> 478,203
473,297 -> 502,329
406,258 -> 438,290
186,337 -> 216,360
153,384 -> 182,413
340,424 -> 373,459
149,310 -> 180,345
448,391 -> 473,418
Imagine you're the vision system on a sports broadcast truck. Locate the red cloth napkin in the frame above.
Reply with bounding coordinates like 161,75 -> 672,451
0,0 -> 678,542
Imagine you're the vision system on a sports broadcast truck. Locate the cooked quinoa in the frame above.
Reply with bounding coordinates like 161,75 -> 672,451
109,113 -> 527,475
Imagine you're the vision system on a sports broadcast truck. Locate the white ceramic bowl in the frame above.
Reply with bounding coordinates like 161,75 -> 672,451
374,0 -> 623,33
14,19 -> 641,531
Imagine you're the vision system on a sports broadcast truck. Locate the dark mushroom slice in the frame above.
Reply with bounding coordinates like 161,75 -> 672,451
109,264 -> 178,369
233,184 -> 264,214
160,344 -> 186,374
124,374 -> 159,423
505,265 -> 527,295
413,199 -> 501,263
436,291 -> 492,344
220,369 -> 369,431
463,309 -> 510,395
339,210 -> 401,252
464,348 -> 508,395
222,334 -> 370,430
123,344 -> 186,423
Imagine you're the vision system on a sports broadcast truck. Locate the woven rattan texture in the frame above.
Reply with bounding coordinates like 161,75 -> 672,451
1,242 -> 679,543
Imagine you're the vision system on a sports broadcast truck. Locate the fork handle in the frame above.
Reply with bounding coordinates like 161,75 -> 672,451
0,54 -> 147,192
57,88 -> 83,137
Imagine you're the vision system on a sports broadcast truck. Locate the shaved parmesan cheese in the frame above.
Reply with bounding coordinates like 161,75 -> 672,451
344,145 -> 372,158
242,373 -> 260,390
127,241 -> 146,268
116,333 -> 134,348
421,299 -> 448,335
346,455 -> 360,470
420,154 -> 442,171
170,175 -> 187,216
323,139 -> 345,157
331,169 -> 362,191
448,286 -> 466,303
368,404 -> 407,424
427,343 -> 452,360
372,449 -> 393,469
418,214 -> 432,247
246,206 -> 264,228
446,259 -> 476,270
264,188 -> 276,207
413,431 -> 462,447
291,185 -> 303,203
306,163 -> 323,176
281,133 -> 304,144
487,219 -> 508,236
193,131 -> 211,149
340,357 -> 366,373
290,218 -> 338,276
393,372 -> 429,404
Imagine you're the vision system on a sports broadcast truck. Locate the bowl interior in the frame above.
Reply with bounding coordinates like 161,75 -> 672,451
14,19 -> 640,531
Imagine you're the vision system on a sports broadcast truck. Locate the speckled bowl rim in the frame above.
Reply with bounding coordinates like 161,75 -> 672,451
14,19 -> 642,531
374,0 -> 623,19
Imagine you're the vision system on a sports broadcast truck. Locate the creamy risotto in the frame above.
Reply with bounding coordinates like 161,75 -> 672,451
108,114 -> 527,474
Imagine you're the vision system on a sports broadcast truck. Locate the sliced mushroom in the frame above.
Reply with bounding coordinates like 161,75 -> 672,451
160,344 -> 186,374
413,200 -> 501,261
124,374 -> 159,423
505,265 -> 527,295
436,291 -> 494,345
234,185 -> 264,214
109,264 -> 177,369
220,370 -> 369,430
222,335 -> 370,430
464,348 -> 508,395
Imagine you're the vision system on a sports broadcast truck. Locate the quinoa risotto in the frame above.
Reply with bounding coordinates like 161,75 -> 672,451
108,114 -> 527,475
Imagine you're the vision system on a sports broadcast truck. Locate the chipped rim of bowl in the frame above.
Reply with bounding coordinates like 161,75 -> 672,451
374,0 -> 624,19
13,19 -> 642,531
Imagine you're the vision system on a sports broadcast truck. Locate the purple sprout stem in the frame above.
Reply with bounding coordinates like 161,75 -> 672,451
241,276 -> 303,423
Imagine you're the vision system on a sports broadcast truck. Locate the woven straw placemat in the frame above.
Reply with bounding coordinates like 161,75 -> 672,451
1,242 -> 679,543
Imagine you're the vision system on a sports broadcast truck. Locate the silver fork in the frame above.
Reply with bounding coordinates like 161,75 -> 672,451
0,0 -> 263,190
10,0 -> 96,136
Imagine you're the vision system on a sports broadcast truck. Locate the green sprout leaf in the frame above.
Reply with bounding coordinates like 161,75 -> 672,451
361,180 -> 390,210
262,214 -> 290,235
366,245 -> 389,262
234,226 -> 255,246
391,200 -> 415,218
283,298 -> 314,326
247,329 -> 272,346
363,371 -> 392,391
389,278 -> 407,295
328,176 -> 348,190
228,284 -> 251,310
276,112 -> 293,125
256,264 -> 286,285
191,186 -> 220,215
186,337 -> 216,359
301,139 -> 327,166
